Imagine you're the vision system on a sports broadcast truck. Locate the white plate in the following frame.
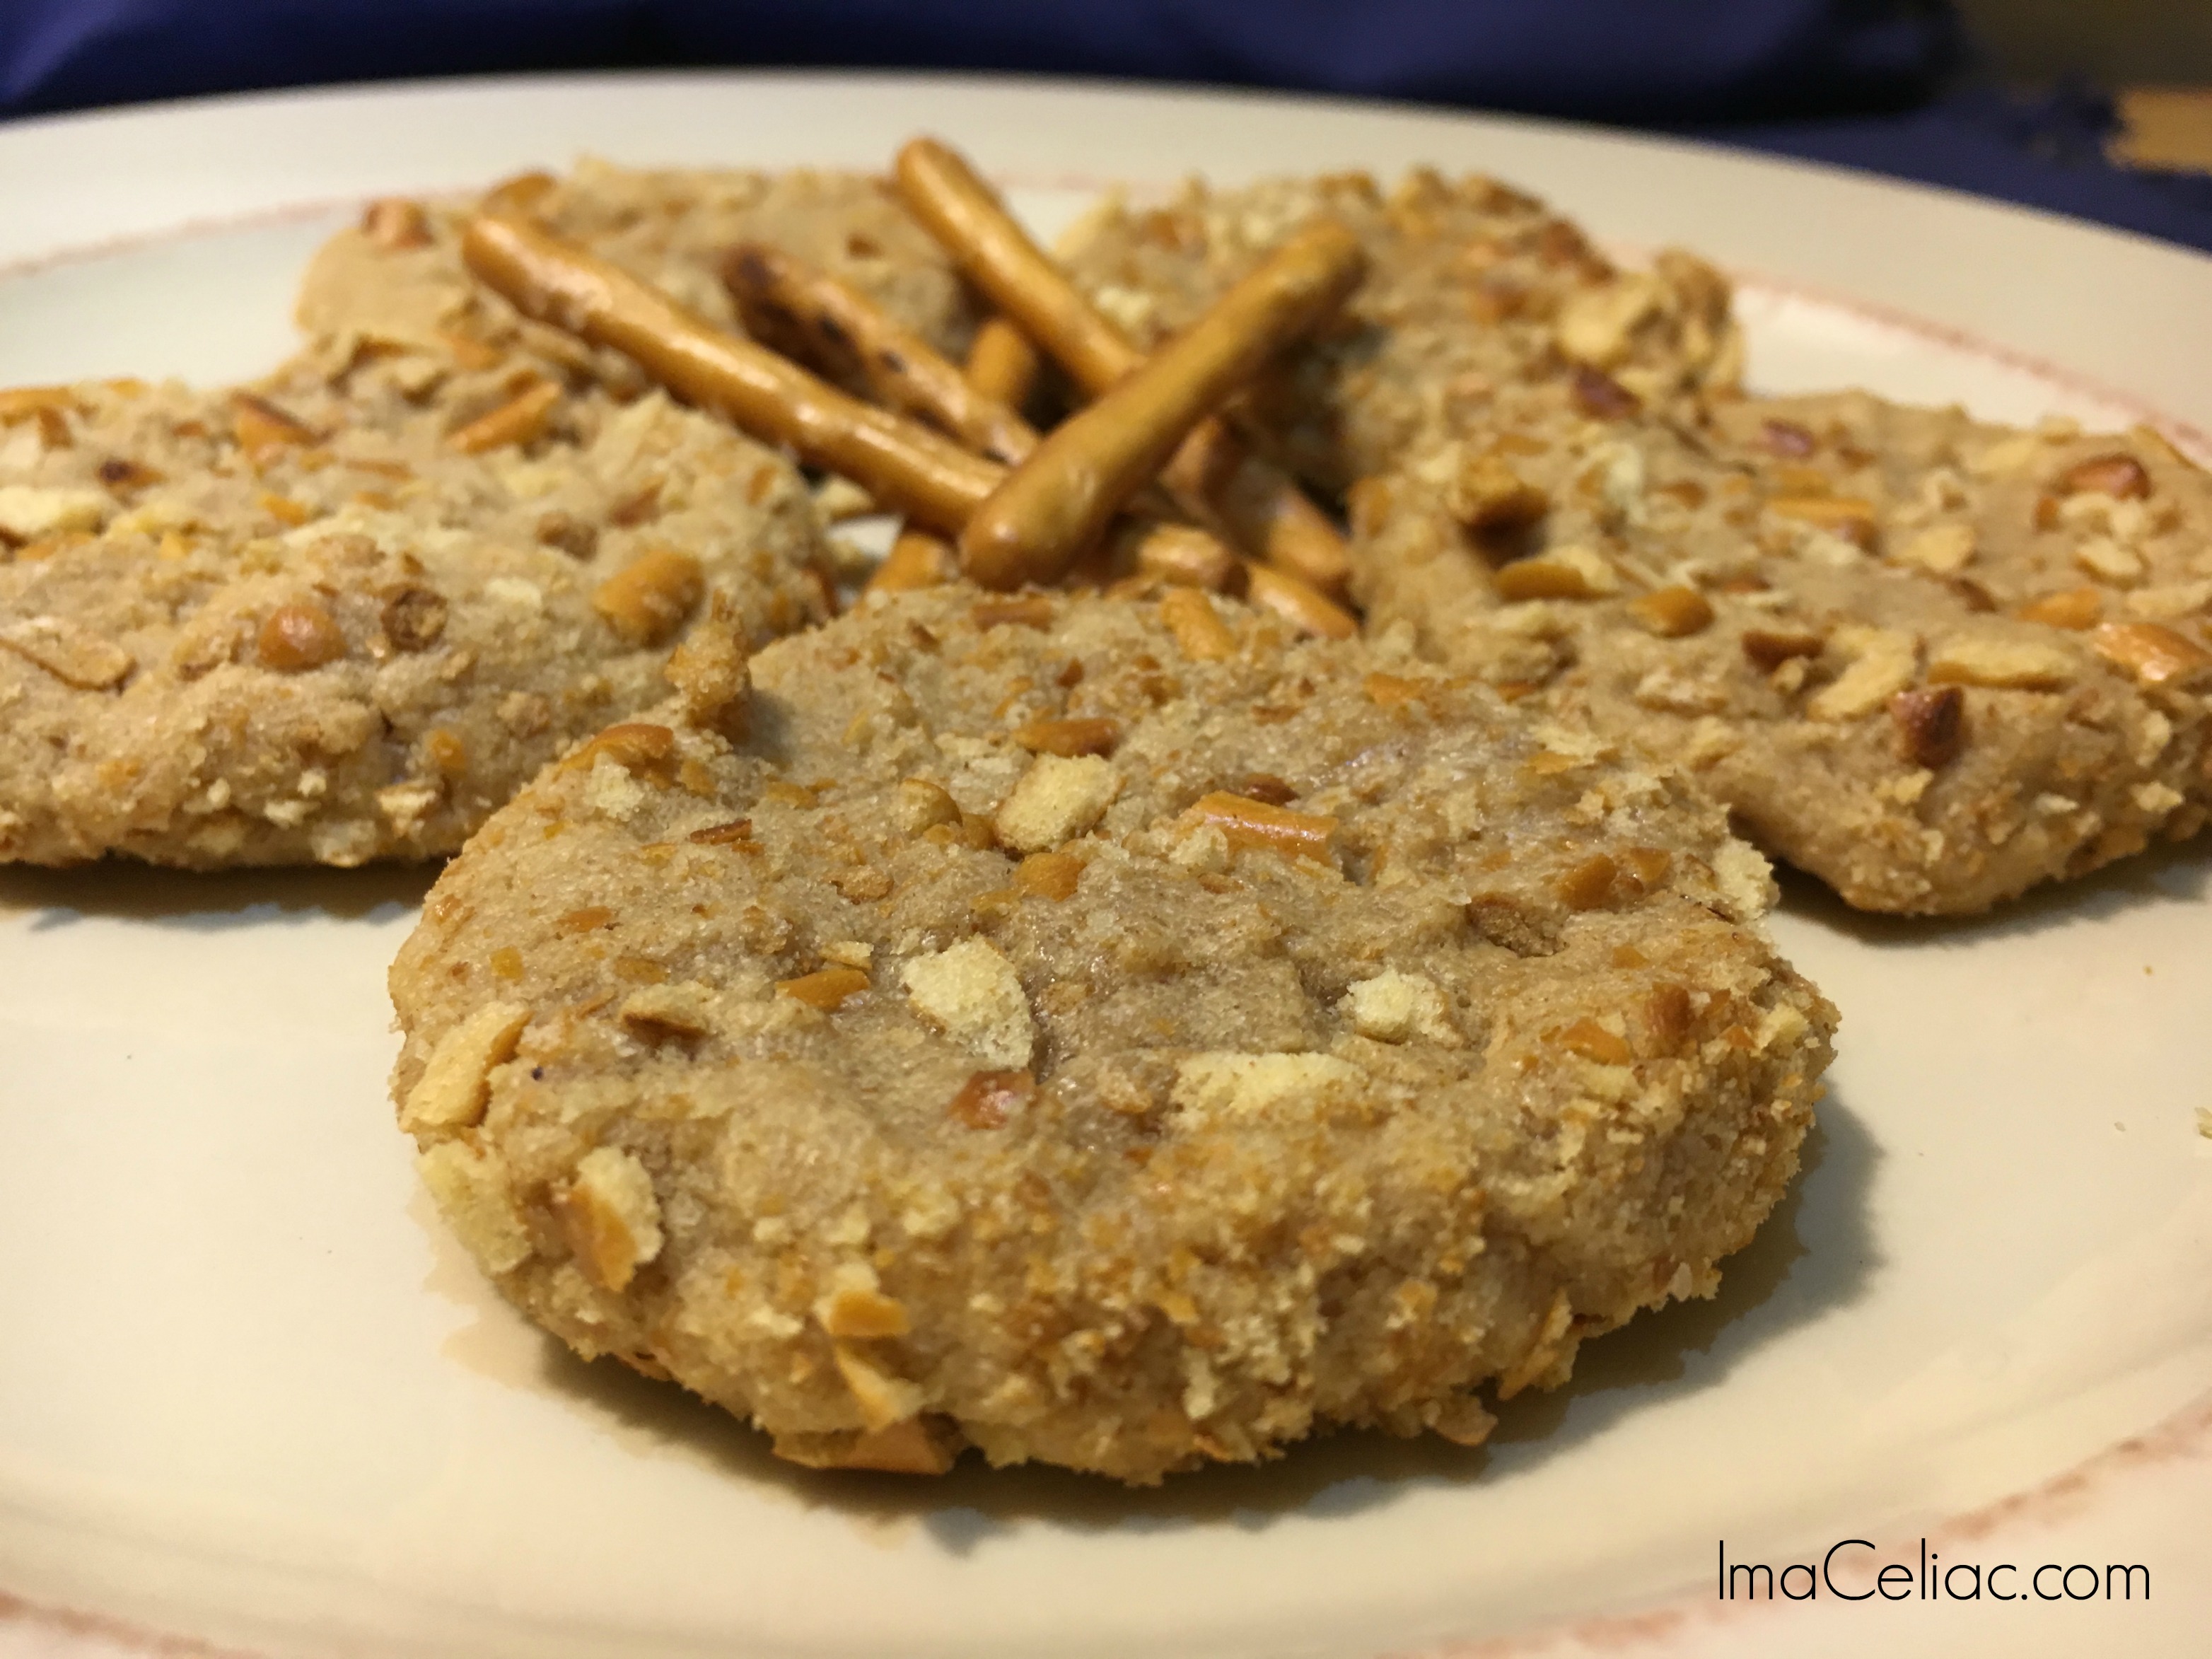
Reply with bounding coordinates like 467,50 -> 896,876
3,71 -> 2210,1659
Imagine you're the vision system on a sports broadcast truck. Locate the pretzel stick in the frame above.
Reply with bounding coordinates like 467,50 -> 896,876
462,214 -> 999,532
866,530 -> 958,594
467,214 -> 1289,619
482,170 -> 558,216
863,320 -> 1039,599
1126,523 -> 1245,592
863,316 -> 1059,598
964,317 -> 1041,409
1245,562 -> 1356,639
956,221 -> 1365,588
721,244 -> 1035,466
896,139 -> 1134,393
1158,423 -> 1354,598
895,138 -> 1354,593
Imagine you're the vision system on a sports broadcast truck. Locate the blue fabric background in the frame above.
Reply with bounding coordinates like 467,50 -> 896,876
5,1 -> 2209,254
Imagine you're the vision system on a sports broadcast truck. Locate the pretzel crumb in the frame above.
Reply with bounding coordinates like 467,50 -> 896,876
561,1146 -> 665,1292
400,1001 -> 530,1132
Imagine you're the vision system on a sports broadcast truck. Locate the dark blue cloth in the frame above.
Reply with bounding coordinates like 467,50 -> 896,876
1701,83 -> 2212,254
0,1 -> 1958,124
8,1 -> 2212,257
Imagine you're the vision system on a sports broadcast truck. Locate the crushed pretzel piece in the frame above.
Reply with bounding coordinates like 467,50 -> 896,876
949,1068 -> 1037,1129
1187,791 -> 1334,861
1890,686 -> 1964,769
1158,586 -> 1237,661
778,967 -> 871,1011
2059,453 -> 2150,499
594,548 -> 704,646
903,938 -> 1034,1069
400,1001 -> 530,1132
1628,586 -> 1713,638
1493,545 -> 1618,601
1927,634 -> 2079,690
560,1146 -> 665,1293
1806,627 -> 1918,722
1766,494 -> 1877,548
1740,627 -> 1827,672
256,602 -> 346,672
1012,715 -> 1122,757
449,377 -> 562,455
2092,622 -> 2212,685
571,722 -> 679,781
231,392 -> 317,454
0,615 -> 134,689
2017,587 -> 2102,631
1450,451 -> 1549,531
362,198 -> 433,250
996,752 -> 1121,851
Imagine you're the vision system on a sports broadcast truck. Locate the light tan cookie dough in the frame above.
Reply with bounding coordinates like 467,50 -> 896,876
1059,168 -> 1741,494
389,585 -> 1833,1484
1348,385 -> 2212,914
298,159 -> 980,398
0,365 -> 831,867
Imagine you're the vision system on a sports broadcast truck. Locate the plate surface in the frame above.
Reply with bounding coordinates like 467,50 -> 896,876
2,71 -> 2209,1659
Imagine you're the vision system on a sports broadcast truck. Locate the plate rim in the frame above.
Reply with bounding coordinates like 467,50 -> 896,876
3,65 -> 2209,1659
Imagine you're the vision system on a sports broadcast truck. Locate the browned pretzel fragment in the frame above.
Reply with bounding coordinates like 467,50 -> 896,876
462,214 -> 999,532
963,316 -> 1042,409
722,243 -> 1037,466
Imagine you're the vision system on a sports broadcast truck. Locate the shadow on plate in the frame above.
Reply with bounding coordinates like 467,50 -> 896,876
0,858 -> 439,929
516,1090 -> 1877,1555
1772,832 -> 2211,950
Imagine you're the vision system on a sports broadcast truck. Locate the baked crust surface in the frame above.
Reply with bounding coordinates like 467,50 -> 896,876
1059,168 -> 1742,492
1349,385 -> 2212,914
0,366 -> 830,867
390,586 -> 1833,1482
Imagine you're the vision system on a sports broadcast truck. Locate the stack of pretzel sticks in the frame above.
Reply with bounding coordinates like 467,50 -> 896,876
458,136 -> 1363,637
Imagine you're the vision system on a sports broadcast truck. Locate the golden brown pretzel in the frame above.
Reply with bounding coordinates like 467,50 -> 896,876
461,213 -> 999,532
863,529 -> 959,595
963,317 -> 1043,411
894,138 -> 1355,593
956,220 -> 1366,587
465,212 -> 1321,625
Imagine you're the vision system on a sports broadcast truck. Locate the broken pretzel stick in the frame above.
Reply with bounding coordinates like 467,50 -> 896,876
1160,421 -> 1355,598
964,317 -> 1041,410
957,220 -> 1366,588
895,137 -> 1354,593
710,245 -> 1243,596
865,529 -> 958,595
467,215 -> 1286,618
1245,560 -> 1356,639
722,243 -> 1036,467
462,213 -> 999,532
863,318 -> 1046,598
1124,522 -> 1244,592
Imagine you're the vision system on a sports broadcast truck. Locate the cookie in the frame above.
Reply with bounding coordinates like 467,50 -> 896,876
1348,385 -> 2212,913
297,159 -> 980,401
1059,168 -> 1742,494
0,360 -> 830,867
388,584 -> 1834,1483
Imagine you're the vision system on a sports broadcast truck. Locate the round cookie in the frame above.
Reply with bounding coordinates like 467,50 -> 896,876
1345,383 -> 2212,914
1059,168 -> 1740,495
390,585 -> 1834,1482
296,161 -> 979,399
0,363 -> 830,867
